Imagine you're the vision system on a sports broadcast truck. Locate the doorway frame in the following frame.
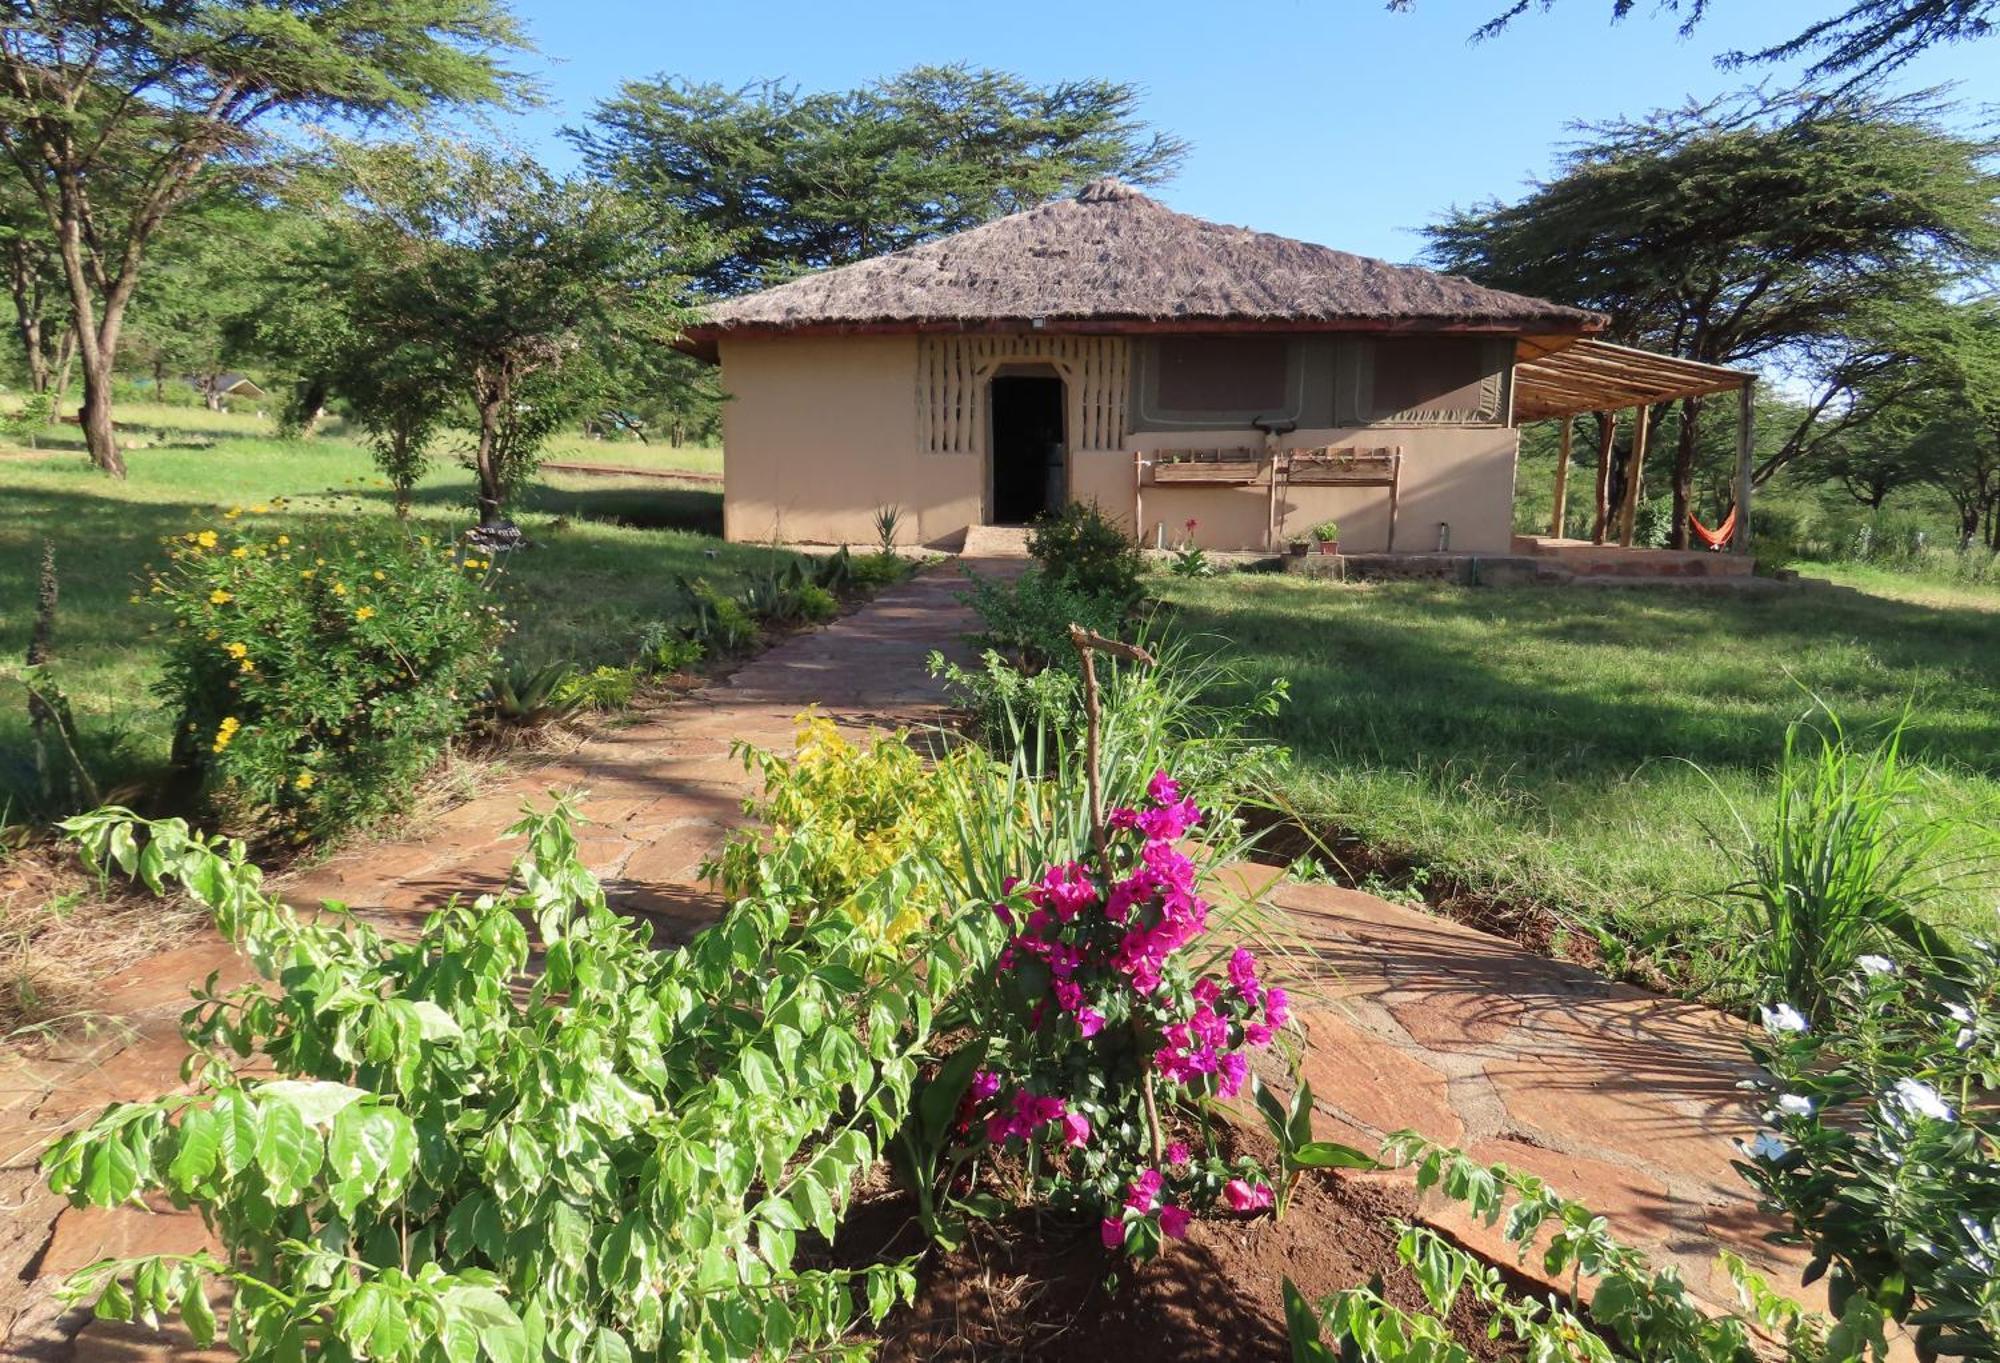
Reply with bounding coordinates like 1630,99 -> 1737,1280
983,362 -> 1070,526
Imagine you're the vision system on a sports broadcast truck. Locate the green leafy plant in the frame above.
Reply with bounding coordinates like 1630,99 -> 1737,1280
677,576 -> 760,653
150,515 -> 504,839
1288,1133 -> 1860,1363
553,663 -> 641,711
1709,706 -> 1963,1024
2,390 -> 57,450
483,660 -> 584,727
1026,500 -> 1144,607
887,1040 -> 1000,1250
51,796 -> 995,1361
959,567 -> 1128,673
843,551 -> 912,591
873,504 -> 903,556
1308,520 -> 1340,544
1250,1076 -> 1377,1218
635,624 -> 706,675
1736,947 -> 1999,1361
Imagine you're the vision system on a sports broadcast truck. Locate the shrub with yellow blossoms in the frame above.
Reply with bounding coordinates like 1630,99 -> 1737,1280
150,516 -> 504,840
705,712 -> 984,943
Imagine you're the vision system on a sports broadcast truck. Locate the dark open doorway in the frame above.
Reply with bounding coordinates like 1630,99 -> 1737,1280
988,373 -> 1067,525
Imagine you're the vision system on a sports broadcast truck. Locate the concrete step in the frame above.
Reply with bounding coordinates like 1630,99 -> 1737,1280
959,524 -> 1032,558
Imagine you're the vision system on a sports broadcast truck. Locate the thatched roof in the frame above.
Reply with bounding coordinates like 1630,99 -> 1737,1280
686,180 -> 1603,353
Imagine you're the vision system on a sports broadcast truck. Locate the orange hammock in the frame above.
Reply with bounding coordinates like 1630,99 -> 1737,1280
1689,505 -> 1739,550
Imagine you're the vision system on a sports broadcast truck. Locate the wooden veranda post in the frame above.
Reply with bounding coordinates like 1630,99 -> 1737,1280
1616,404 -> 1651,548
1733,381 -> 1754,555
1549,416 -> 1573,539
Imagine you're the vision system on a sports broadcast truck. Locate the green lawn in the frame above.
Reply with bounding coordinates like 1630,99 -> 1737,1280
1,405 -> 774,815
1156,571 -> 2000,990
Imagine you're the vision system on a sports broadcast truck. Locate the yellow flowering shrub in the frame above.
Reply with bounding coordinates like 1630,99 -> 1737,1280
706,713 -> 970,942
151,516 -> 504,839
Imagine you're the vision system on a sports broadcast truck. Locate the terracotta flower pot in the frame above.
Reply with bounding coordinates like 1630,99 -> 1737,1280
1316,540 -> 1340,555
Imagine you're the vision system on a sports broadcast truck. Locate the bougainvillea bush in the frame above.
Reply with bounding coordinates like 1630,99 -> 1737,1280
50,798 -> 1000,1360
151,511 -> 504,838
956,770 -> 1320,1255
1736,946 -> 2000,1361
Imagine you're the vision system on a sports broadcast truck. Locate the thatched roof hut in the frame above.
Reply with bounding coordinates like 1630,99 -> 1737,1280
684,179 -> 1601,355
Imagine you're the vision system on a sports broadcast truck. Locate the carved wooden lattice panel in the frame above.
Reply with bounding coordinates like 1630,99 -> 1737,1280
918,334 -> 1129,454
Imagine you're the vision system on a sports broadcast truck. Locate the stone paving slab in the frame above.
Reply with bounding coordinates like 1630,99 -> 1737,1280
1255,880 -> 1815,1323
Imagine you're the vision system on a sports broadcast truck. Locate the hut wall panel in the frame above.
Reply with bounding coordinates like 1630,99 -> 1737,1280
916,334 -> 1129,455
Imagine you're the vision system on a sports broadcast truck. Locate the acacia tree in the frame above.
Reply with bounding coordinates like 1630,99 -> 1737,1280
1,178 -> 71,404
334,143 -> 691,526
1387,0 -> 1998,89
0,0 -> 523,476
573,64 -> 1188,296
1425,91 -> 1998,547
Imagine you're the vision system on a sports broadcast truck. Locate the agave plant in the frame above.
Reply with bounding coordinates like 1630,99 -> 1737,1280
483,660 -> 586,727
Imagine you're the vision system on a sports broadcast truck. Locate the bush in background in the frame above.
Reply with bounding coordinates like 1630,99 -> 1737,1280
151,514 -> 503,839
1027,500 -> 1144,607
960,568 -> 1127,673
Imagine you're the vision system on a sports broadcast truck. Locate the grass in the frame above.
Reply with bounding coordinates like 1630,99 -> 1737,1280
0,403 -> 777,815
1154,572 -> 2000,991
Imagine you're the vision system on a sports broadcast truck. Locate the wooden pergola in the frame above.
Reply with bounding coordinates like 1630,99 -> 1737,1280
1513,338 -> 1757,552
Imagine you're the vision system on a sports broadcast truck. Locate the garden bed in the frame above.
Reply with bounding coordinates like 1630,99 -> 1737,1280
835,1130 -> 1520,1361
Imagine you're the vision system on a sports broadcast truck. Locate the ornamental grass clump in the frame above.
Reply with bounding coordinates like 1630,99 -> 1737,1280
150,513 -> 504,839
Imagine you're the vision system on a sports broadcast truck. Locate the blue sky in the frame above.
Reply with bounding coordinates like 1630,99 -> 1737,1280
496,0 -> 1993,264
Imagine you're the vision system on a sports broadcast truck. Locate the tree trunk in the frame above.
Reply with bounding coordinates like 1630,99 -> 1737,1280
474,392 -> 505,526
77,351 -> 125,478
1668,396 -> 1705,551
50,329 -> 75,420
1589,411 -> 1616,544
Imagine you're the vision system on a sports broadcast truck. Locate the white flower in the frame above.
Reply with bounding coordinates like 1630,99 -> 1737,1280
1889,1077 -> 1955,1122
1856,954 -> 1896,976
1945,1002 -> 1974,1023
1749,1131 -> 1790,1161
1761,1003 -> 1809,1035
1776,1093 -> 1815,1117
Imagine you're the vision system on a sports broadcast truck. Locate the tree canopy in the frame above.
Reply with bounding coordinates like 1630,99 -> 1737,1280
572,64 -> 1188,296
1424,90 -> 1999,544
1386,0 -> 1998,90
0,0 -> 528,473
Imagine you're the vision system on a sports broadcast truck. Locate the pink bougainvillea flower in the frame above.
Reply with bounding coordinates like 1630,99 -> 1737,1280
1077,1006 -> 1105,1038
970,1069 -> 1001,1101
1228,947 -> 1261,1000
1244,1020 -> 1275,1047
1159,1204 -> 1192,1239
1166,1141 -> 1190,1167
1101,1217 -> 1126,1249
1224,1179 -> 1275,1213
1147,769 -> 1183,805
1125,1168 -> 1163,1213
1061,1111 -> 1092,1148
1192,976 -> 1221,1007
1265,987 -> 1292,1028
1107,805 -> 1140,832
1217,1051 -> 1249,1098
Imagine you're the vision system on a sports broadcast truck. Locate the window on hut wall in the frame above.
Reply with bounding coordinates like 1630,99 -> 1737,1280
1337,337 -> 1509,426
1136,337 -> 1298,428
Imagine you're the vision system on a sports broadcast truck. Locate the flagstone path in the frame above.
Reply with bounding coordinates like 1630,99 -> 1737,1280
2,559 -> 1814,1359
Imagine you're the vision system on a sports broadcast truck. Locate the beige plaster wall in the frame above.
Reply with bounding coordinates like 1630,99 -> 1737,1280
1073,425 -> 1520,553
719,335 -> 1520,553
718,334 -> 980,547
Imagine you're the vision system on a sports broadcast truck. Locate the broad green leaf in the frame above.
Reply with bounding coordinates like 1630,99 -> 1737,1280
1292,1141 -> 1380,1171
167,1107 -> 221,1191
257,1080 -> 367,1128
80,1134 -> 142,1206
255,1096 -> 320,1200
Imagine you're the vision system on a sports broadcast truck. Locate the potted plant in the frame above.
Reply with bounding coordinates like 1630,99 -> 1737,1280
1286,536 -> 1310,558
1310,520 -> 1340,555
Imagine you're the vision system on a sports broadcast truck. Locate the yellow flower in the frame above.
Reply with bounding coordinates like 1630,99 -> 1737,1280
332,582 -> 347,596
209,589 -> 232,604
294,771 -> 316,791
238,658 -> 254,674
223,507 -> 242,520
224,641 -> 248,658
354,605 -> 375,622
128,594 -> 141,605
250,504 -> 269,514
212,716 -> 240,753
276,534 -> 290,546
300,569 -> 316,580
230,546 -> 248,559
372,570 -> 385,581
195,530 -> 218,549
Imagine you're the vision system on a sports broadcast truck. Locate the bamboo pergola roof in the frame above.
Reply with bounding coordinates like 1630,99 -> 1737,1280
1512,338 -> 1752,421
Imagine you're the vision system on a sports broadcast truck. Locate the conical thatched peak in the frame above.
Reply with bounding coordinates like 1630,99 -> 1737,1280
1076,177 -> 1147,204
690,186 -> 1603,342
